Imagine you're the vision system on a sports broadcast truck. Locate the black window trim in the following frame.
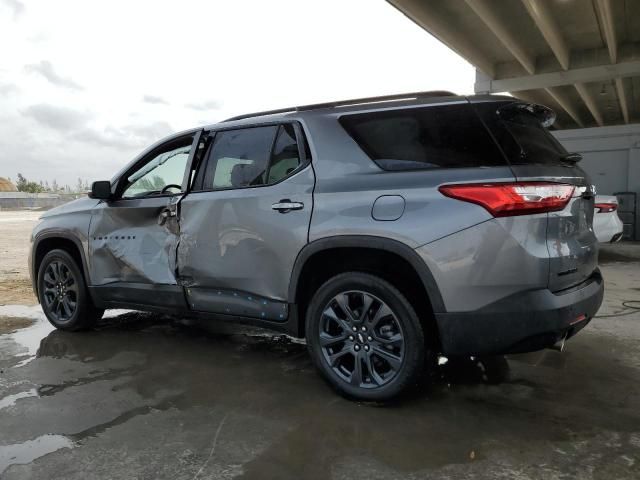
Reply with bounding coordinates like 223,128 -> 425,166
189,120 -> 311,194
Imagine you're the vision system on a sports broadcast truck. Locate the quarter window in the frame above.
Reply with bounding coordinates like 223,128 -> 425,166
339,104 -> 506,171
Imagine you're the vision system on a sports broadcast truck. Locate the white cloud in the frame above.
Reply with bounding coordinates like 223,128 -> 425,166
0,82 -> 18,95
0,0 -> 474,186
185,100 -> 222,111
0,0 -> 24,19
24,60 -> 83,90
142,95 -> 169,105
23,103 -> 92,130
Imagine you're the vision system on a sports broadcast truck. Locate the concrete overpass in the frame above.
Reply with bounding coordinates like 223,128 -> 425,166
387,0 -> 639,129
388,0 -> 640,239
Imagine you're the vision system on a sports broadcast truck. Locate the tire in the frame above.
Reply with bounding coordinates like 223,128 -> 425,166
37,249 -> 103,331
306,272 -> 426,401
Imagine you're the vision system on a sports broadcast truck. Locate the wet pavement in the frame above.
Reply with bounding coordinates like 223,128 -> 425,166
1,249 -> 640,479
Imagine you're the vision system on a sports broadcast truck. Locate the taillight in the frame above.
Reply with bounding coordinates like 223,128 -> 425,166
439,182 -> 575,217
594,203 -> 617,213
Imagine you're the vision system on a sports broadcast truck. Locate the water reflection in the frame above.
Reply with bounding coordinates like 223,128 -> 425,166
0,435 -> 73,475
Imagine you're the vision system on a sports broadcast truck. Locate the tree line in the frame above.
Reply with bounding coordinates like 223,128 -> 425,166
12,173 -> 91,194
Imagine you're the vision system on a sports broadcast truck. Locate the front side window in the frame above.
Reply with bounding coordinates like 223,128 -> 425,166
339,104 -> 506,171
123,141 -> 192,197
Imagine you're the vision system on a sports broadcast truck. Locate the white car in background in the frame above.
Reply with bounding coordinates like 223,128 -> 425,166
593,195 -> 624,243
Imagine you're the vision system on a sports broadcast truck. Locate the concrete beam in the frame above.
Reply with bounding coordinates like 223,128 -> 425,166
595,0 -> 617,64
545,87 -> 585,127
574,83 -> 604,126
615,78 -> 630,123
387,0 -> 496,77
464,0 -> 536,74
475,59 -> 640,93
521,0 -> 570,70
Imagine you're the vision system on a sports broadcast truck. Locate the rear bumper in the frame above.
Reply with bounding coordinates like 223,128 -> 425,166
435,269 -> 604,355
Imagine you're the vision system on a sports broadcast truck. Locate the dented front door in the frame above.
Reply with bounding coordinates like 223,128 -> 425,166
89,194 -> 181,286
87,132 -> 201,306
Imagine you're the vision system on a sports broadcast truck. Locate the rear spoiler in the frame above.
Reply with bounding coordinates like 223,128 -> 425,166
497,102 -> 557,128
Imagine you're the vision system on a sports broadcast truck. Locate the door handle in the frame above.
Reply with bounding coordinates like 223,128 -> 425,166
271,200 -> 304,213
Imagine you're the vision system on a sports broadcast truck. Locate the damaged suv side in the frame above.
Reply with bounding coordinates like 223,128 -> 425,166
30,91 -> 604,400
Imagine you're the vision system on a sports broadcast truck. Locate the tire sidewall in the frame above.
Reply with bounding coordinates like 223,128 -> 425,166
37,249 -> 92,330
306,272 -> 425,401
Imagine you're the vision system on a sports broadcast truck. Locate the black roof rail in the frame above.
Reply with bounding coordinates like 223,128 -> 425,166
222,90 -> 457,122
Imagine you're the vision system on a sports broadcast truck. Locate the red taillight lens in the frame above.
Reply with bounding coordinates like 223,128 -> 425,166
594,203 -> 617,213
439,182 -> 575,217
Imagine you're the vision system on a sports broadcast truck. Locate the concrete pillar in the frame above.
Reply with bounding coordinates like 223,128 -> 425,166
629,146 -> 640,240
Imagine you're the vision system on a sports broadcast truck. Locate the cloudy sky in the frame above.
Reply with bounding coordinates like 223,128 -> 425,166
0,0 -> 473,187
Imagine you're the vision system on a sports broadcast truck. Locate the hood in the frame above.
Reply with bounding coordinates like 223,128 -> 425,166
40,196 -> 102,219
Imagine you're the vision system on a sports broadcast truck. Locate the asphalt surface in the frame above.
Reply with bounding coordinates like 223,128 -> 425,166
0,245 -> 639,479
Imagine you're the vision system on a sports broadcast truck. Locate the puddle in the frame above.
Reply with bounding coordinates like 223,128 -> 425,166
0,306 -> 133,368
0,434 -> 73,474
0,389 -> 38,410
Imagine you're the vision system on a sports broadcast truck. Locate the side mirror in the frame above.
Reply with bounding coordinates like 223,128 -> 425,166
89,181 -> 112,200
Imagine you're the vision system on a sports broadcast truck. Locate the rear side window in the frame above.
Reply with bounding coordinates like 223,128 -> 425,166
196,123 -> 304,191
203,126 -> 278,189
475,102 -> 569,165
267,124 -> 301,183
339,104 -> 506,171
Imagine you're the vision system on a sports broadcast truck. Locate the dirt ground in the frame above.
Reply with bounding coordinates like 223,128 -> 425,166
0,211 -> 40,305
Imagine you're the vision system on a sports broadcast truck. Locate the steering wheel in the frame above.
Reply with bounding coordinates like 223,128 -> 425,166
161,184 -> 182,194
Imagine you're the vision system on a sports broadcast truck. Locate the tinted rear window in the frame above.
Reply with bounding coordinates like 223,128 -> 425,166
475,102 -> 569,165
339,104 -> 506,171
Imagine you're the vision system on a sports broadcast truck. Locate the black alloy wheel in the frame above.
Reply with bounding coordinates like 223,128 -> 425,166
319,290 -> 405,388
41,260 -> 79,323
37,249 -> 103,331
306,272 -> 426,401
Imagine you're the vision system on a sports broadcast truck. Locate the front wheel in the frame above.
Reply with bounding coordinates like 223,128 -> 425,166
306,272 -> 426,401
37,249 -> 103,331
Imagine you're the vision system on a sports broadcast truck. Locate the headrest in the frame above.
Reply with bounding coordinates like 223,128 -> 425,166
230,163 -> 260,187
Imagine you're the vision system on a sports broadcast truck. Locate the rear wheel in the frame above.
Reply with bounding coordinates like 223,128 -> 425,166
37,249 -> 103,331
306,272 -> 426,401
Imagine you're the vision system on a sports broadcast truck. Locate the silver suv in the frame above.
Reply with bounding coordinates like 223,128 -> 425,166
29,91 -> 604,400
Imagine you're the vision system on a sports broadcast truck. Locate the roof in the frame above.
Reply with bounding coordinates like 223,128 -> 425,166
388,0 -> 640,130
221,90 -> 463,124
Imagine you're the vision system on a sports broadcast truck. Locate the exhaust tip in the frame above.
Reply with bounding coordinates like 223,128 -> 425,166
549,331 -> 570,352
